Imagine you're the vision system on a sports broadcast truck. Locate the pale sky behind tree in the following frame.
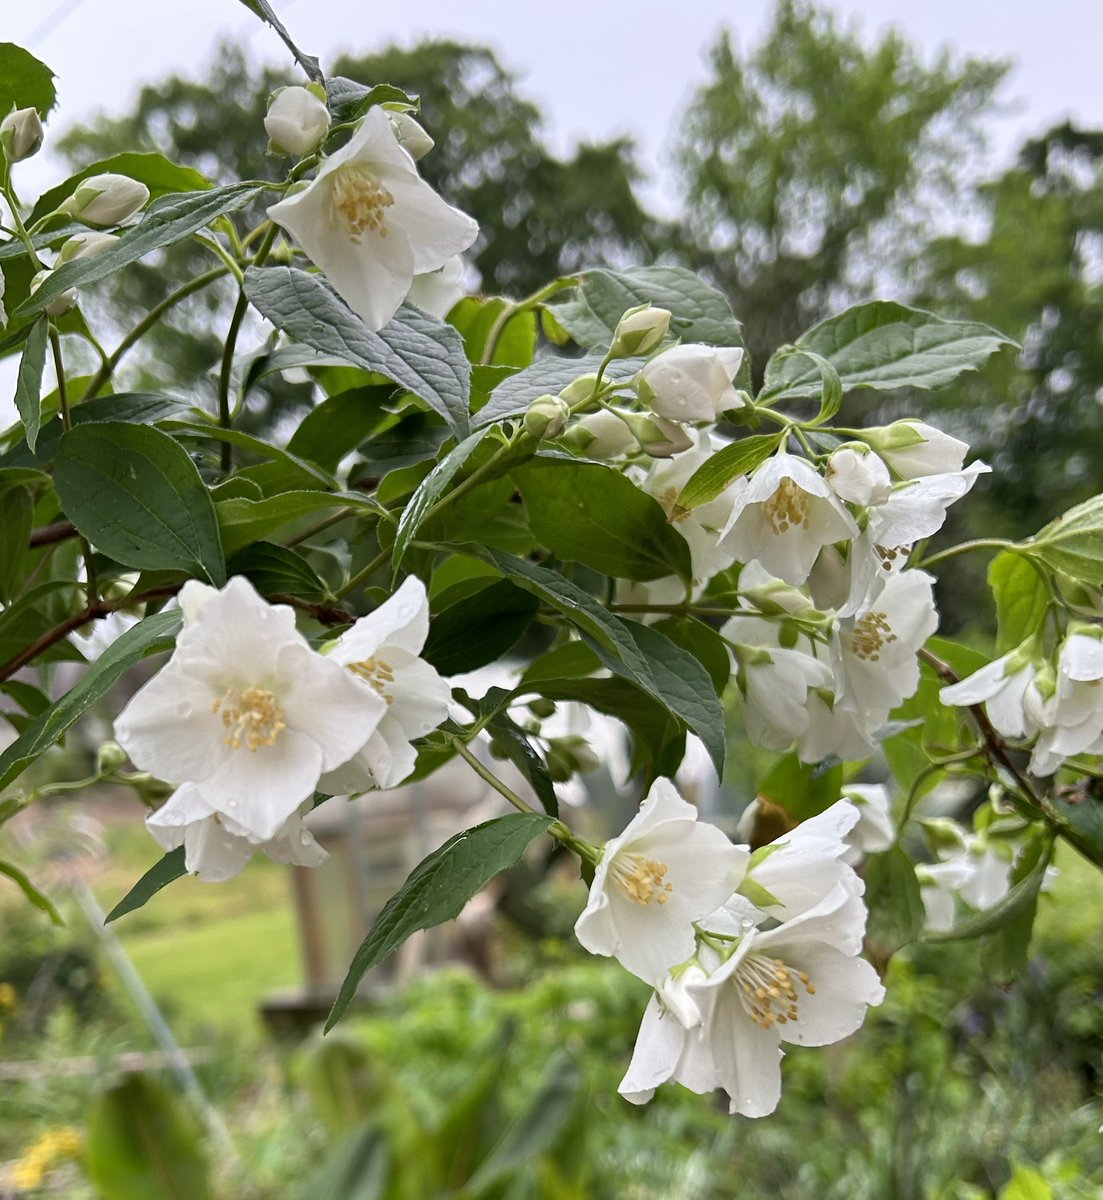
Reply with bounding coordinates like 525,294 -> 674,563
7,0 -> 1103,214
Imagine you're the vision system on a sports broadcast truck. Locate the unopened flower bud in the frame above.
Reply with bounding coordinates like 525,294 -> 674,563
57,231 -> 118,265
636,343 -> 746,423
825,443 -> 891,506
30,269 -> 76,316
861,420 -> 968,479
610,304 -> 671,358
96,740 -> 129,773
388,110 -> 434,160
557,373 -> 601,408
619,411 -> 694,458
523,394 -> 570,440
0,107 -> 43,162
265,84 -> 331,158
559,409 -> 636,459
62,174 -> 150,227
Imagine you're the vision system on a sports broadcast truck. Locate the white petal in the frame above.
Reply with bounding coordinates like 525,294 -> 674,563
114,664 -> 225,783
331,576 -> 431,663
771,944 -> 884,1047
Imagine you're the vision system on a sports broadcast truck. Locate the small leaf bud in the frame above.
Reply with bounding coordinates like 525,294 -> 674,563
0,106 -> 43,162
96,740 -> 130,773
527,698 -> 557,719
30,269 -> 76,316
265,84 -> 331,158
610,304 -> 671,358
523,394 -> 570,440
61,174 -> 150,227
388,109 -> 434,160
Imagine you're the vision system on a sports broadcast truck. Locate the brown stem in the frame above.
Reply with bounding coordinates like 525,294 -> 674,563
29,521 -> 78,548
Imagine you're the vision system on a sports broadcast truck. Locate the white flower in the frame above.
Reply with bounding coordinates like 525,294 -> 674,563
840,784 -> 895,859
1027,632 -> 1103,776
867,463 -> 990,553
114,576 -> 380,842
834,569 -> 938,716
940,646 -> 1041,740
62,173 -> 150,226
636,344 -> 746,423
406,254 -> 466,318
147,785 -> 328,883
825,445 -> 891,506
917,831 -> 1011,931
267,106 -> 478,331
319,576 -> 451,793
265,85 -> 331,157
798,689 -> 879,764
863,420 -> 970,479
620,883 -> 884,1117
718,452 -> 859,586
574,777 -> 748,986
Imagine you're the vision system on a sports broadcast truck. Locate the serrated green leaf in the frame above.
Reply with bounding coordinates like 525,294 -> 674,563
988,551 -> 1048,653
0,608 -> 181,792
0,43 -> 55,118
473,351 -> 643,429
652,616 -> 731,694
244,266 -> 471,437
423,579 -> 538,675
286,385 -> 393,471
673,433 -> 783,515
484,714 -> 558,817
326,77 -> 418,122
0,859 -> 62,924
393,430 -> 485,575
54,423 -> 225,583
104,847 -> 187,923
18,185 -> 262,316
32,153 -> 210,224
14,316 -> 47,451
550,265 -> 746,353
759,301 -> 1015,402
514,458 -> 692,583
1027,494 -> 1103,584
216,490 -> 375,556
327,813 -> 553,1029
765,345 -> 842,423
235,0 -> 322,82
166,420 -> 336,491
226,542 -> 327,601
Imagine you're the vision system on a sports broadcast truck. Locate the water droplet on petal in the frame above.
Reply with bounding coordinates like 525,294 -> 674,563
178,703 -> 193,719
227,800 -> 238,809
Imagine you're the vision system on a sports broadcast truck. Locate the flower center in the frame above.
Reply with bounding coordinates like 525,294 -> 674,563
348,657 -> 395,705
763,479 -> 810,534
331,168 -> 395,242
611,853 -> 673,905
213,687 -> 286,751
735,953 -> 815,1029
846,611 -> 897,661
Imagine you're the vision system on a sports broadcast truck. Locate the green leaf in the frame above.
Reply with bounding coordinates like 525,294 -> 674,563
326,813 -> 553,1029
0,608 -> 181,792
0,859 -> 62,924
244,266 -> 471,437
167,421 -> 337,491
478,549 -> 726,774
234,0 -> 323,82
474,351 -> 644,429
14,316 -> 48,451
0,582 -> 86,671
673,433 -> 784,516
216,490 -> 375,556
863,845 -> 923,957
0,43 -> 56,117
1050,792 -> 1103,869
550,265 -> 746,353
31,153 -> 210,223
758,753 -> 843,823
298,1125 -> 390,1200
226,542 -> 327,602
514,458 -> 691,583
449,296 -> 537,369
286,385 -> 394,471
393,430 -> 486,575
104,847 -> 187,924
484,714 -> 559,817
989,551 -> 1048,653
326,77 -> 418,122
1000,1165 -> 1053,1200
423,579 -> 538,675
1027,494 -> 1103,584
18,185 -> 262,317
652,616 -> 731,694
0,484 -> 33,602
54,422 -> 225,583
759,302 -> 1015,402
84,1074 -> 214,1200
765,345 -> 843,423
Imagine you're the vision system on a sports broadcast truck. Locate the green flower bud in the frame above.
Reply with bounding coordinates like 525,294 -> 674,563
96,740 -> 130,773
265,85 -> 331,157
523,394 -> 570,440
0,106 -> 43,162
62,174 -> 150,227
57,231 -> 118,265
557,373 -> 601,407
609,303 -> 671,358
30,269 -> 76,316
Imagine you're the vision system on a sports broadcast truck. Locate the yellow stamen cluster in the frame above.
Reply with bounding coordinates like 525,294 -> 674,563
331,168 -> 394,242
763,478 -> 811,534
736,953 -> 816,1029
613,854 -> 674,905
213,686 -> 286,751
847,611 -> 897,662
349,657 -> 396,705
875,543 -> 909,572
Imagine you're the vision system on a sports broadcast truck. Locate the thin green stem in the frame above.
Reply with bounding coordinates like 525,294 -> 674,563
915,538 -> 1017,570
83,267 -> 229,400
192,233 -> 244,284
334,547 -> 391,600
452,737 -> 538,815
480,279 -> 574,365
217,291 -> 250,474
1,167 -> 43,267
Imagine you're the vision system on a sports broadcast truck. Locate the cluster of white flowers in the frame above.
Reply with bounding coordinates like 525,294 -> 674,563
576,786 -> 884,1116
114,576 -> 449,881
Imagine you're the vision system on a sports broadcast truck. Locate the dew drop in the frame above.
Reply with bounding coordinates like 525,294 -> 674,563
227,800 -> 238,809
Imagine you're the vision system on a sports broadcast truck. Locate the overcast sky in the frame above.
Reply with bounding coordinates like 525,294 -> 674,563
7,0 -> 1103,212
